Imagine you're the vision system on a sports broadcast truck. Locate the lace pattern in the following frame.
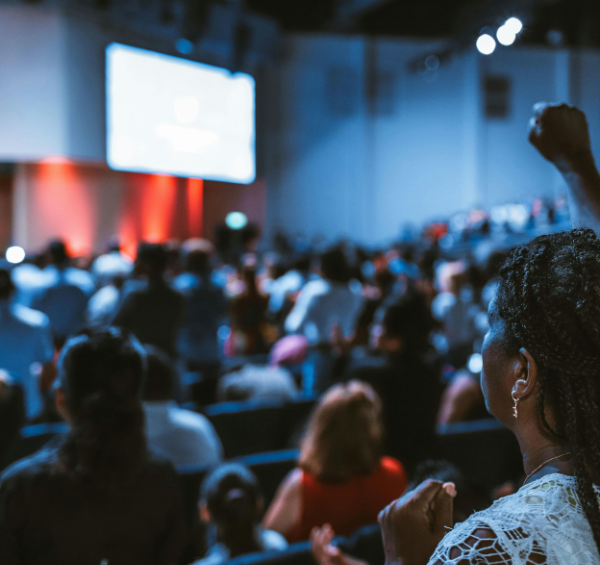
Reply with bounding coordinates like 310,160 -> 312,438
429,474 -> 600,565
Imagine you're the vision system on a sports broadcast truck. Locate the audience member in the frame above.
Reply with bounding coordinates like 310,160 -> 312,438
113,242 -> 185,357
347,290 -> 442,470
91,237 -> 133,288
142,346 -> 223,468
174,239 -> 227,372
85,271 -> 128,328
431,261 -> 479,368
263,381 -> 407,542
228,266 -> 270,356
266,255 -> 312,317
437,369 -> 487,426
31,240 -> 95,344
285,247 -> 363,345
0,371 -> 25,468
195,463 -> 288,565
378,103 -> 600,565
0,328 -> 186,564
217,364 -> 298,402
9,255 -> 47,307
0,268 -> 55,419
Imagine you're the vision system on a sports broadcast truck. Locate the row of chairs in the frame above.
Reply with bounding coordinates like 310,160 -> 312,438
1,408 -> 523,565
0,395 -> 318,472
225,523 -> 384,565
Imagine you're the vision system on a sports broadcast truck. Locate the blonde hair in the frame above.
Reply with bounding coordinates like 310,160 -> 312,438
299,381 -> 384,483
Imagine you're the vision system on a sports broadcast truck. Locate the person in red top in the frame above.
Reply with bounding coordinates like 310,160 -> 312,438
263,381 -> 408,542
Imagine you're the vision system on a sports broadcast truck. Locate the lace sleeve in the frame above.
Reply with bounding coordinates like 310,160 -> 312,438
428,475 -> 599,565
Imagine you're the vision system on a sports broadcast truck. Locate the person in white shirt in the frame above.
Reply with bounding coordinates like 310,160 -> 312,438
142,346 -> 223,469
91,238 -> 133,288
285,248 -> 363,345
266,256 -> 311,316
0,269 -> 54,419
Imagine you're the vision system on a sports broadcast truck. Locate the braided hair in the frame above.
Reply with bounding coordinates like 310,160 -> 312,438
495,228 -> 600,551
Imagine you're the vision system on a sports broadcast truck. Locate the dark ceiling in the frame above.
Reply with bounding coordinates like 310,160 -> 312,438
246,0 -> 600,48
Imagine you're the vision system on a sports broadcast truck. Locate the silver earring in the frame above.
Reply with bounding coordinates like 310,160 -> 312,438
512,391 -> 519,419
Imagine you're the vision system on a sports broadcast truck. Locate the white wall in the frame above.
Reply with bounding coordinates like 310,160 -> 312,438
0,7 -> 68,159
264,36 -> 600,245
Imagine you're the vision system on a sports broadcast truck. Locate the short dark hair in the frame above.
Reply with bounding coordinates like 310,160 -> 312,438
321,247 -> 350,284
136,243 -> 168,276
382,289 -> 437,355
201,463 -> 263,557
48,240 -> 69,265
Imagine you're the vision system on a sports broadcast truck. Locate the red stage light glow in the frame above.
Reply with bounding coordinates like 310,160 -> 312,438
187,178 -> 204,237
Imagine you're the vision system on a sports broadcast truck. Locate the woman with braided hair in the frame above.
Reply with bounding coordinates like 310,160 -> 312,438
373,103 -> 600,565
311,104 -> 600,565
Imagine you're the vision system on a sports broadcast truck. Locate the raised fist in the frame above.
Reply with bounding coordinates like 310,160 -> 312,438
528,103 -> 592,168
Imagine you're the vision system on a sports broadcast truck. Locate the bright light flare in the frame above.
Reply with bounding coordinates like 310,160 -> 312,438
504,17 -> 523,34
468,353 -> 484,374
6,246 -> 25,264
497,25 -> 516,46
226,212 -> 248,230
476,34 -> 496,55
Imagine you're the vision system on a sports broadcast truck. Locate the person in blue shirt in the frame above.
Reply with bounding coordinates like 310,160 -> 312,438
31,240 -> 95,346
0,268 -> 54,419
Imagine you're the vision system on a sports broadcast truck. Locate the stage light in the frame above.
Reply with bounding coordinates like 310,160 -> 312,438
468,353 -> 483,374
497,25 -> 516,46
226,212 -> 248,230
504,17 -> 523,35
476,34 -> 496,55
6,246 -> 25,264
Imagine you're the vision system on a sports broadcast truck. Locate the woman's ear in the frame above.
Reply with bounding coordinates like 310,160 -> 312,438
512,348 -> 539,400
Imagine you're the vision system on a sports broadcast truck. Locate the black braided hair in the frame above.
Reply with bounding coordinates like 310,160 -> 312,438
495,228 -> 600,552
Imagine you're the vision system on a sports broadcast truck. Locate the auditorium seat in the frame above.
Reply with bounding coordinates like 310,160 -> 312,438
437,418 -> 523,490
1,422 -> 69,471
225,541 -> 312,565
237,449 -> 299,507
223,523 -> 383,565
202,396 -> 317,459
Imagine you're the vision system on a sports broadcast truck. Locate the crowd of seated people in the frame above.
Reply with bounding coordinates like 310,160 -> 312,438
1,102 -> 600,565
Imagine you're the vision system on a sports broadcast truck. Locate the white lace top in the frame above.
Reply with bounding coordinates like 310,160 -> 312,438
429,474 -> 600,565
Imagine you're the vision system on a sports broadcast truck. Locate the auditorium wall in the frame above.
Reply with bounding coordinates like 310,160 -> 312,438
263,36 -> 600,244
11,162 -> 266,256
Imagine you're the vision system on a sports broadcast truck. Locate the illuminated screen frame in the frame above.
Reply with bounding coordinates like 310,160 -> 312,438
106,43 -> 256,184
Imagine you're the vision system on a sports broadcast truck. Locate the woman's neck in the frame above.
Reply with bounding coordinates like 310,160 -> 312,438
519,436 -> 574,481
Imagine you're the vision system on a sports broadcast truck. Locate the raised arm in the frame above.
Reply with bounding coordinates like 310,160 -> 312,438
528,102 -> 600,232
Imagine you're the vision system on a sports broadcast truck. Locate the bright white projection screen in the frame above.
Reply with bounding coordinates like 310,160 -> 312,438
106,43 -> 256,183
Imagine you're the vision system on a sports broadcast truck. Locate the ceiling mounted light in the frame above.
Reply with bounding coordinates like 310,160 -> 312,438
476,34 -> 496,55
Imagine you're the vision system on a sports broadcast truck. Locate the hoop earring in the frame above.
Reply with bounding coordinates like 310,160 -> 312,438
512,391 -> 519,419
